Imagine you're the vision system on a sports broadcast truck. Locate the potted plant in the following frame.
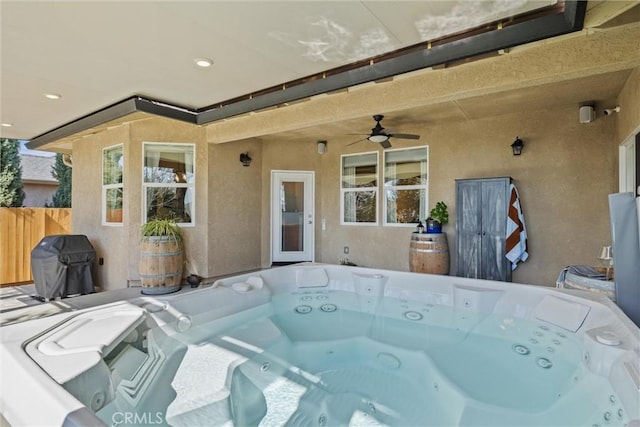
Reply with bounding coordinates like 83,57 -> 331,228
426,201 -> 448,233
139,218 -> 184,294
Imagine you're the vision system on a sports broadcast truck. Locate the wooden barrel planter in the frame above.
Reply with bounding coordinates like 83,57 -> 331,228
409,232 -> 450,275
139,236 -> 183,294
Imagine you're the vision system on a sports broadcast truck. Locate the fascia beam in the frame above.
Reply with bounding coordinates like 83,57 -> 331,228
27,1 -> 586,149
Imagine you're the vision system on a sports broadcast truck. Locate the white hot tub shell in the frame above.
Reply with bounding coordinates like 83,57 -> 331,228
1,264 -> 638,426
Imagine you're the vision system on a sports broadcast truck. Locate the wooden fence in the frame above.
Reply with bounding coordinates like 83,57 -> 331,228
0,208 -> 72,285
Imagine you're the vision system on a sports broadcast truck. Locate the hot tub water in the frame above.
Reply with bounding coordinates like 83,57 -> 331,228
91,289 -> 630,426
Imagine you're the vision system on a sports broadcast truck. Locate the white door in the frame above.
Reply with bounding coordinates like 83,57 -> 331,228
271,171 -> 315,263
619,130 -> 639,195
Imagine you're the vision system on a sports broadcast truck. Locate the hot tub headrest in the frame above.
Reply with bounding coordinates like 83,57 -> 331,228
296,267 -> 329,288
534,295 -> 590,332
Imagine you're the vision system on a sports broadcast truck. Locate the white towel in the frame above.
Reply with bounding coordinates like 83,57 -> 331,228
506,183 -> 528,270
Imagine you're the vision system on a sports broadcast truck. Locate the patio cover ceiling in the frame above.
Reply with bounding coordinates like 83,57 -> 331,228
0,1 -> 637,149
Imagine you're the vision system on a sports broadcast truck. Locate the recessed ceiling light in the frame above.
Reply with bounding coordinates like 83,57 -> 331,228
194,58 -> 213,68
44,93 -> 62,99
1,123 -> 13,127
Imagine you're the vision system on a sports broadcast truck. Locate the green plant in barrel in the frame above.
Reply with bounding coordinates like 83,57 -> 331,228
139,218 -> 184,294
426,201 -> 448,233
429,201 -> 449,226
141,218 -> 183,246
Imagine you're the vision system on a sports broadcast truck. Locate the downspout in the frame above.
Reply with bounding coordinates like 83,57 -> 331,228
62,154 -> 73,168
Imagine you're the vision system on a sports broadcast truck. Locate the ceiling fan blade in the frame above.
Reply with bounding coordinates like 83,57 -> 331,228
348,115 -> 415,149
390,133 -> 420,140
347,137 -> 367,146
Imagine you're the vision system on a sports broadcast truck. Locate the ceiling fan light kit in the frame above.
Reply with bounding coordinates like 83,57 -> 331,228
352,114 -> 420,149
368,134 -> 389,143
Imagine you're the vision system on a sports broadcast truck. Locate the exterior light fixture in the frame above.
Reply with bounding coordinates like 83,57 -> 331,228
579,105 -> 596,123
511,137 -> 524,156
44,93 -> 62,100
1,123 -> 13,127
194,58 -> 213,68
239,152 -> 252,167
317,140 -> 327,154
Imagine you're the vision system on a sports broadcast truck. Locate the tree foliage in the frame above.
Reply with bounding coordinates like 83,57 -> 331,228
0,138 -> 25,207
51,154 -> 72,207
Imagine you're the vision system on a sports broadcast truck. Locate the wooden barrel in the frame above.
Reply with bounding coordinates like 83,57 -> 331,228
409,232 -> 449,275
139,236 -> 183,294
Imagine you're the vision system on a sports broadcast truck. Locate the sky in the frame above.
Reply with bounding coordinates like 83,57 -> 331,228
18,140 -> 55,157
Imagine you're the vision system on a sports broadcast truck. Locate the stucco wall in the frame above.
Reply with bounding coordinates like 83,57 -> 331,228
260,139 -> 323,267
61,22 -> 636,293
313,102 -> 617,286
70,106 -> 620,290
71,93 -> 630,291
72,124 -> 130,291
208,139 -> 263,276
72,100 -> 620,290
72,117 -> 210,291
71,116 -> 270,290
126,117 -> 209,286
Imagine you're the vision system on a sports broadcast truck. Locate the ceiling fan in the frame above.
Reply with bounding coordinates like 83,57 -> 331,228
348,114 -> 420,149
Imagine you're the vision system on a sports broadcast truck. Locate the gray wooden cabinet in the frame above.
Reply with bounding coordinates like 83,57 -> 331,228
455,177 -> 512,282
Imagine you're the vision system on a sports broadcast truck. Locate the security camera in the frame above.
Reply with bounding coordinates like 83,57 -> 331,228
603,106 -> 620,115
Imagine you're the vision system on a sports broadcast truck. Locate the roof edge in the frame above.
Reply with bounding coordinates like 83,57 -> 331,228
27,97 -> 197,150
27,1 -> 586,150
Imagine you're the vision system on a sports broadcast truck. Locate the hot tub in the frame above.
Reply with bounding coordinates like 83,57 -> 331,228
1,264 -> 639,426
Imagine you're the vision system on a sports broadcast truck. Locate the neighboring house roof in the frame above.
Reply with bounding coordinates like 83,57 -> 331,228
20,154 -> 57,185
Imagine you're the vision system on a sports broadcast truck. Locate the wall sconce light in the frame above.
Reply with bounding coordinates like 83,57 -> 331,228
317,140 -> 327,154
239,152 -> 252,167
511,137 -> 524,156
579,105 -> 596,123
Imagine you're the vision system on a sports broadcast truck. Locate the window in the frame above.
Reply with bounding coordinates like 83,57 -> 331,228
341,152 -> 378,225
143,143 -> 195,224
103,145 -> 123,225
383,146 -> 428,226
